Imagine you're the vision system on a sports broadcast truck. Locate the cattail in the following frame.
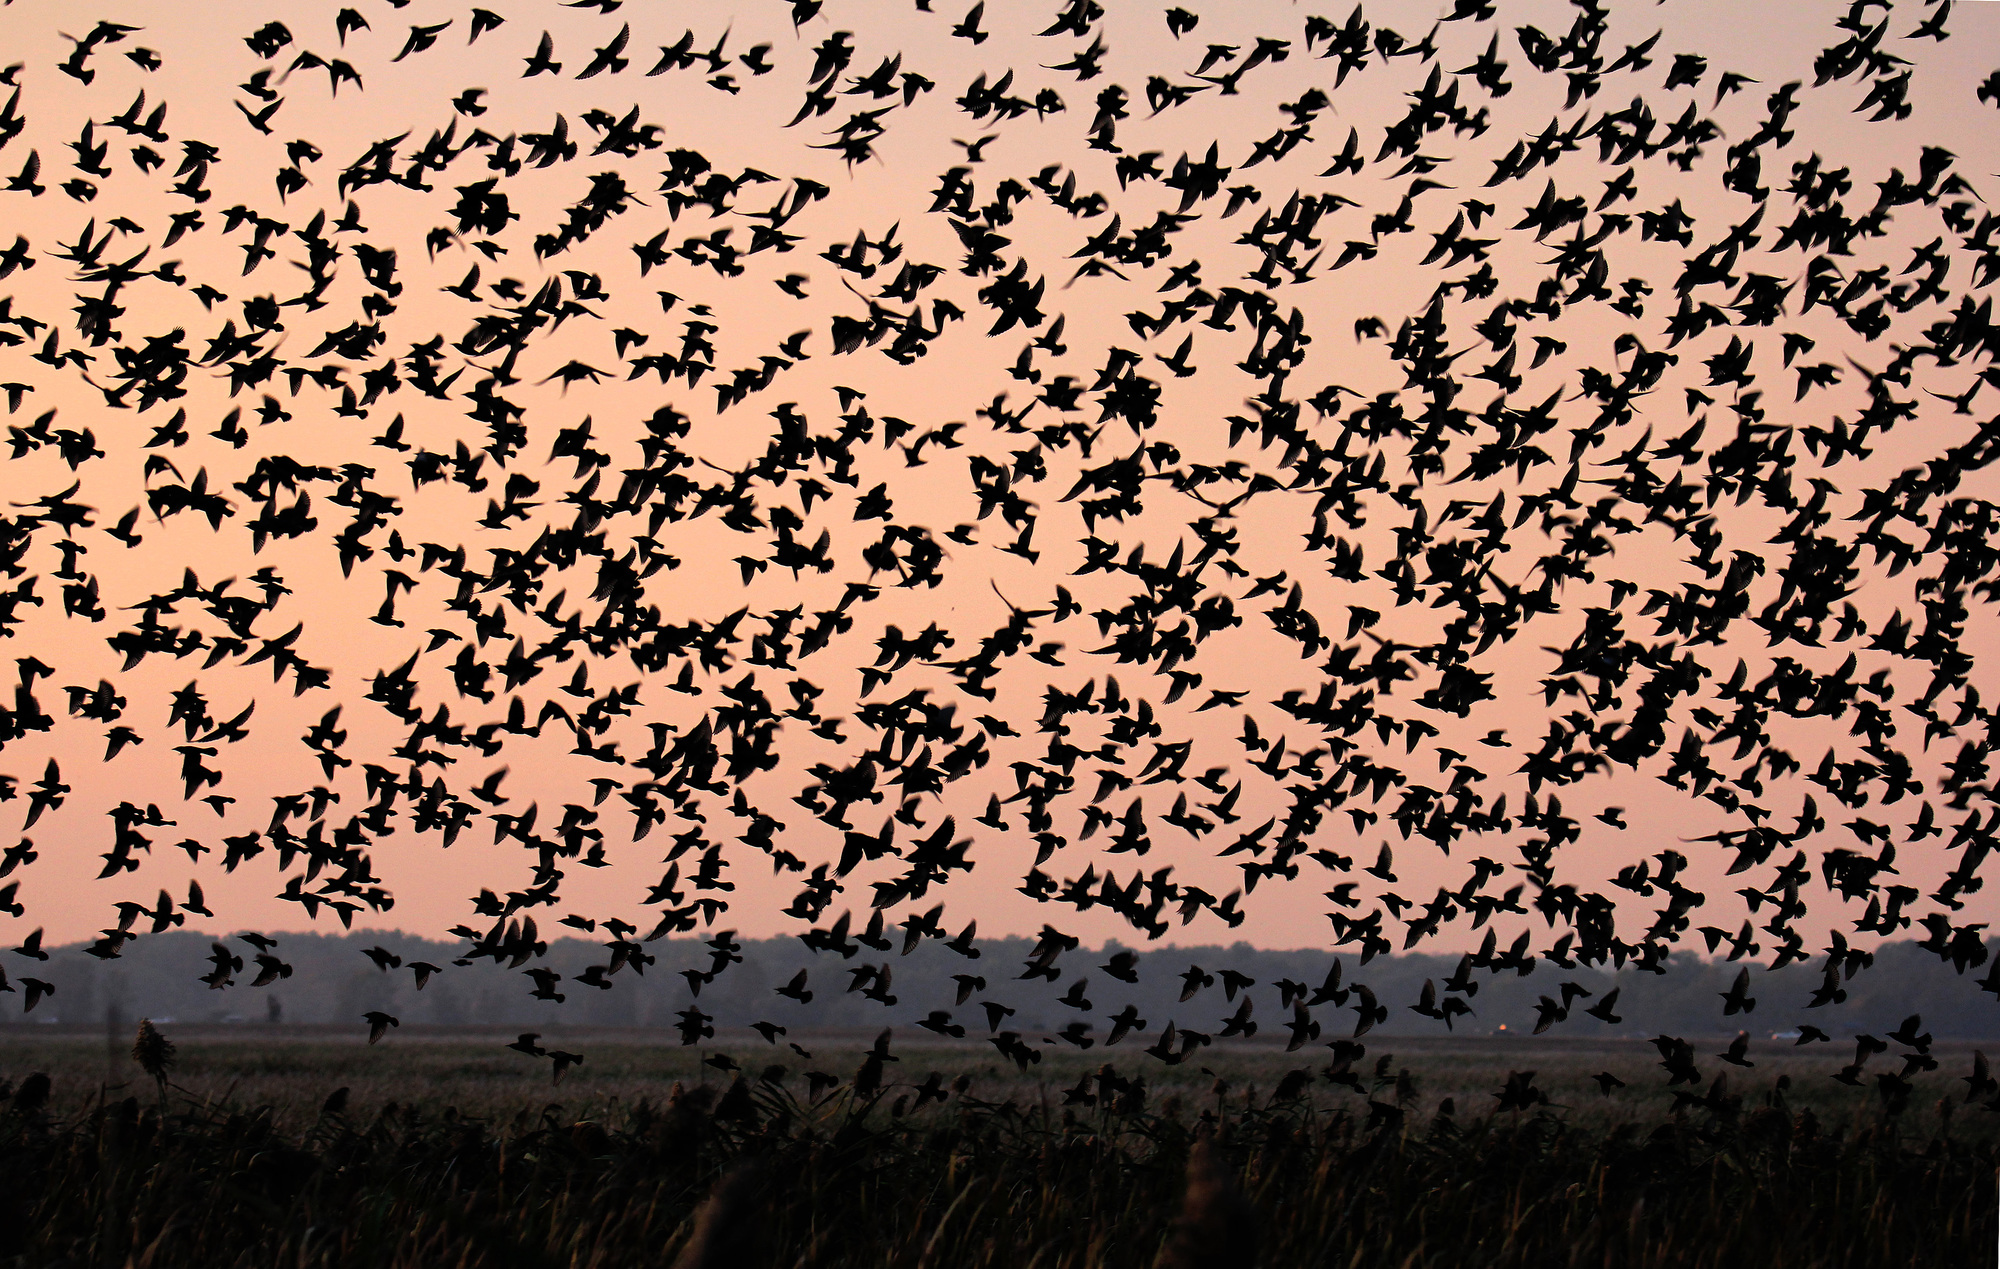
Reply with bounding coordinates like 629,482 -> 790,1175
669,1161 -> 763,1269
1155,1133 -> 1258,1269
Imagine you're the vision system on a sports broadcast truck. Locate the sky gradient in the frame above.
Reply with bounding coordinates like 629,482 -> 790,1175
0,0 -> 1997,1030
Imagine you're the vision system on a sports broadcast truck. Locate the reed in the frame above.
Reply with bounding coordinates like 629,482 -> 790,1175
0,1043 -> 1988,1268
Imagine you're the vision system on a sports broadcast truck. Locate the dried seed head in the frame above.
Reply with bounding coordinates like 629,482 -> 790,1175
131,1018 -> 176,1081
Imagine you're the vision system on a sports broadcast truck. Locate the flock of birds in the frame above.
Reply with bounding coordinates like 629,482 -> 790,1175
1,0 -> 1999,1109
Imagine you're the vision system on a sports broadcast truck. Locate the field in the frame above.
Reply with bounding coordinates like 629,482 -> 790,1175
1,1025 -> 1992,1267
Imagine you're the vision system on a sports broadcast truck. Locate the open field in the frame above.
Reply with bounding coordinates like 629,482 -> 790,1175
2,1023 -> 1996,1133
1,1026 -> 1994,1267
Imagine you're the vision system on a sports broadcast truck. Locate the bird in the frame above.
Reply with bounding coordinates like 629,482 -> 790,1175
775,969 -> 813,1004
5,151 -> 44,196
1178,964 -> 1214,1001
918,1010 -> 965,1038
1584,989 -> 1622,1025
1107,1004 -> 1147,1046
1719,967 -> 1756,1016
1531,996 -> 1568,1035
1365,844 -> 1396,883
523,31 -> 561,76
951,3 -> 987,44
549,1050 -> 585,1083
1964,1051 -> 1998,1103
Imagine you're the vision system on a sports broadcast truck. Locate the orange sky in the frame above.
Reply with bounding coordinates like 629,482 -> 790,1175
1,0 -> 1998,972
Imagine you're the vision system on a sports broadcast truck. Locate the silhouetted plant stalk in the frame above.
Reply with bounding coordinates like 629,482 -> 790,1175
130,1019 -> 175,1113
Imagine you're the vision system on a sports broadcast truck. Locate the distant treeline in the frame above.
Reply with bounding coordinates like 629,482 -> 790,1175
8,928 -> 1999,1040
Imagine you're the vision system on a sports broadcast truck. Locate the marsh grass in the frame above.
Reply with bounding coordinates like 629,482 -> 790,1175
0,1028 -> 1991,1267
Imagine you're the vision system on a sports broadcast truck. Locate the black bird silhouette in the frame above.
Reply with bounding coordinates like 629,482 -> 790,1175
523,32 -> 561,77
952,4 -> 988,44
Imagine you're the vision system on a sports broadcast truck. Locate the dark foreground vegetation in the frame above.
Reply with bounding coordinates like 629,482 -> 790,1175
1,1034 -> 1991,1269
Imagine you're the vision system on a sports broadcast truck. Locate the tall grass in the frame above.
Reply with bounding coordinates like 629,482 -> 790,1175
1,1048 -> 1990,1268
